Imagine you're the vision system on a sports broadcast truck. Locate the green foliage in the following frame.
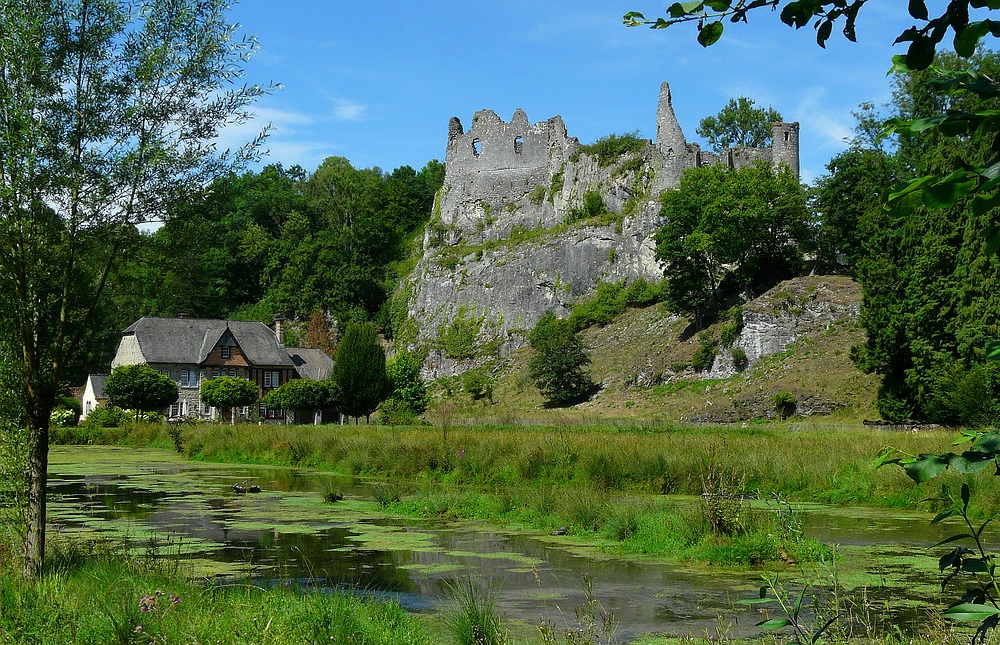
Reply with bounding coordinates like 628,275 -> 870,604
878,428 -> 1000,642
549,164 -> 566,198
528,184 -> 546,205
528,312 -> 595,406
691,332 -> 717,372
105,365 -> 179,417
445,578 -> 510,645
568,279 -> 666,331
0,424 -> 28,540
199,376 -> 258,412
849,51 -> 1000,422
571,132 -> 647,167
0,551 -> 432,644
260,379 -> 341,419
566,189 -> 607,224
772,391 -> 797,420
812,146 -> 901,270
731,346 -> 749,370
696,97 -> 782,152
80,407 -> 125,429
462,367 -> 495,404
437,306 -> 485,360
719,307 -> 743,347
333,322 -> 390,420
385,352 -> 430,416
655,161 -> 807,322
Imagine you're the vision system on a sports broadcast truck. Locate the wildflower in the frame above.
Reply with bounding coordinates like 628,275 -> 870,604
139,594 -> 156,613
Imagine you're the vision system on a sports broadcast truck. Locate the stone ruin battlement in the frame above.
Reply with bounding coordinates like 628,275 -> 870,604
655,82 -> 800,183
434,82 -> 799,235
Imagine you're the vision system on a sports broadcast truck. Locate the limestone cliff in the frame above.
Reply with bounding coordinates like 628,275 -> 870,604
401,83 -> 800,377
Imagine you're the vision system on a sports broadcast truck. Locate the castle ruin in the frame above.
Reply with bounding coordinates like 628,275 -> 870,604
435,81 -> 800,235
407,82 -> 801,376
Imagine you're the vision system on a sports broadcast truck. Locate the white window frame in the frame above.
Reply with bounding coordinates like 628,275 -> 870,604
221,346 -> 231,359
264,371 -> 280,388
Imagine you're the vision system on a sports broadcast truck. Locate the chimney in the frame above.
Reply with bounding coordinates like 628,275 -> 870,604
273,316 -> 285,345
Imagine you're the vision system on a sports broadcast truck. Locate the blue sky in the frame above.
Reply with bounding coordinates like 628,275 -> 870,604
224,1 -> 918,184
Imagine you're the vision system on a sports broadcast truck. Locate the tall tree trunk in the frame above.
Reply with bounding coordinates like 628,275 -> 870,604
23,394 -> 52,580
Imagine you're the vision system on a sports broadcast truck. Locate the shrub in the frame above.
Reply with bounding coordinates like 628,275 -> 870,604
731,347 -> 748,370
437,306 -> 484,360
462,368 -> 494,404
691,333 -> 717,372
378,399 -> 421,426
772,391 -> 797,420
571,131 -> 647,167
81,406 -> 125,428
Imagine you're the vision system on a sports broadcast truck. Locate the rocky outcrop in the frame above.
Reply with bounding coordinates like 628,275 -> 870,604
708,278 -> 862,379
402,83 -> 802,377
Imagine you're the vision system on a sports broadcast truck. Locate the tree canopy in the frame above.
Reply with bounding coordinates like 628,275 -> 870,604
384,352 -> 430,416
261,378 -> 341,423
655,161 -> 808,321
104,365 -> 179,419
696,97 -> 782,152
200,377 -> 259,424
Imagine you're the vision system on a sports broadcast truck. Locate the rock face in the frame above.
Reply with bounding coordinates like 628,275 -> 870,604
708,278 -> 861,379
403,82 -> 801,377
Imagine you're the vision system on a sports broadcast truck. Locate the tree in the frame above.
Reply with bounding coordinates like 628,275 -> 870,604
812,145 -> 901,270
0,0 -> 270,579
384,352 -> 430,415
528,312 -> 595,406
655,161 -> 808,320
200,377 -> 259,425
332,322 -> 390,422
305,309 -> 338,358
104,365 -> 179,421
696,97 -> 782,152
261,378 -> 341,424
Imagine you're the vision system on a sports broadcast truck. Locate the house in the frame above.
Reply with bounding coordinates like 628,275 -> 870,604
80,374 -> 108,419
110,316 -> 332,422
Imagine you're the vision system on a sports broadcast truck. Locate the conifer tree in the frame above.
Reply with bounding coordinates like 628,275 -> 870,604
333,322 -> 390,422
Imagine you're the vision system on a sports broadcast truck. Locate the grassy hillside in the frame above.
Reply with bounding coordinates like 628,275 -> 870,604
429,275 -> 880,424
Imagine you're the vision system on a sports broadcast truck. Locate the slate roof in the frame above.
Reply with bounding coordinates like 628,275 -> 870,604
286,348 -> 334,380
122,317 -> 294,367
87,374 -> 108,399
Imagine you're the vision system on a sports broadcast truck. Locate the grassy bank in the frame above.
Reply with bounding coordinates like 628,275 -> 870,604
0,538 -> 431,644
52,420 -> 990,567
68,420 -> 976,511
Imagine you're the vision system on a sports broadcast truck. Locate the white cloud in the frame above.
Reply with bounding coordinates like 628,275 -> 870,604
331,98 -> 368,122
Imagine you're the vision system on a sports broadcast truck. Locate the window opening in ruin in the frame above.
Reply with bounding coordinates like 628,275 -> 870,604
472,139 -> 482,157
784,131 -> 790,142
514,136 -> 524,154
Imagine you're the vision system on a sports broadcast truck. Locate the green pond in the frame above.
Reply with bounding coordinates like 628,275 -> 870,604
46,446 -> 963,641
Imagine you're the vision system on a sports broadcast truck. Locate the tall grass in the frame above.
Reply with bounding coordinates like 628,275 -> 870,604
156,421 -> 970,512
0,537 -> 430,645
